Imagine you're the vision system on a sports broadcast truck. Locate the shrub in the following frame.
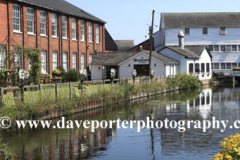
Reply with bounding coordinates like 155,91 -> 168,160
63,69 -> 79,82
211,133 -> 240,160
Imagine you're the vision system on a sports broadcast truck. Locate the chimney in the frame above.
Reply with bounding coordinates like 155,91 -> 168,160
178,30 -> 184,49
139,45 -> 143,51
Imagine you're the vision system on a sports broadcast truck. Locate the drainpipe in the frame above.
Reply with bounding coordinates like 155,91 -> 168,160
60,13 -> 63,68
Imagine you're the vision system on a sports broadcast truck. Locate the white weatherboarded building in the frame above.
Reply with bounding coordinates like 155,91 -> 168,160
90,50 -> 179,80
154,12 -> 240,75
158,31 -> 213,82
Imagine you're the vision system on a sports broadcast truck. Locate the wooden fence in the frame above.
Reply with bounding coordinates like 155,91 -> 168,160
0,76 -> 171,105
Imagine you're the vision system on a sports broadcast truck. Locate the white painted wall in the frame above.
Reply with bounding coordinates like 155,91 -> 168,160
91,65 -> 102,80
159,48 -> 212,80
119,52 -> 167,78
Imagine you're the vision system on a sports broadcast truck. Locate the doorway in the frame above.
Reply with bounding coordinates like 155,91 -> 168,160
134,65 -> 149,76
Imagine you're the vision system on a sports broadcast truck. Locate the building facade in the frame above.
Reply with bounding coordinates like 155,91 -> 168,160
154,12 -> 240,75
0,0 -> 105,75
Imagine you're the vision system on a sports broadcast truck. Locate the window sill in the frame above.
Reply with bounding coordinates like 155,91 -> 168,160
81,41 -> 86,43
63,38 -> 69,40
28,33 -> 36,36
96,43 -> 101,45
41,35 -> 48,38
52,36 -> 59,39
13,31 -> 22,34
89,42 -> 93,44
72,39 -> 78,41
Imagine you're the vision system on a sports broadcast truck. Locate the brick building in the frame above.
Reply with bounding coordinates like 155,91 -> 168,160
0,0 -> 105,75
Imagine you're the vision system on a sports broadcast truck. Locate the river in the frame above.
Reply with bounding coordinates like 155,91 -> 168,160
2,85 -> 240,159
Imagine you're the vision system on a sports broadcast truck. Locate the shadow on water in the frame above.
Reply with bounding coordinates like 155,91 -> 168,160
2,85 -> 240,159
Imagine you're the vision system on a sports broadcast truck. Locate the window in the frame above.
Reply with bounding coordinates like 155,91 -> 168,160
185,28 -> 190,35
0,48 -> 6,69
81,53 -> 85,69
28,58 -> 31,69
14,48 -> 21,70
62,16 -> 67,39
189,63 -> 193,73
81,20 -> 85,41
63,52 -> 67,71
206,63 -> 210,72
209,45 -> 213,51
40,11 -> 46,35
203,28 -> 208,34
27,8 -> 34,33
195,63 -> 200,73
72,52 -> 76,69
238,45 -> 240,52
96,24 -> 100,43
226,45 -> 231,52
232,45 -> 237,51
89,54 -> 93,66
52,51 -> 57,70
89,22 -> 92,42
221,45 -> 225,52
214,63 -> 219,69
13,4 -> 21,32
214,45 -> 219,52
201,63 -> 205,73
226,63 -> 231,69
221,63 -> 225,69
220,27 -> 226,35
72,18 -> 76,40
52,14 -> 57,37
41,51 -> 47,73
232,63 -> 237,68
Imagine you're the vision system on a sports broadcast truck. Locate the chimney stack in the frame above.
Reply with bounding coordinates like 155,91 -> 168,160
178,30 -> 184,49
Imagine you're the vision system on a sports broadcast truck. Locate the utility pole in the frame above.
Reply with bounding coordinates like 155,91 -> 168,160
149,10 -> 155,77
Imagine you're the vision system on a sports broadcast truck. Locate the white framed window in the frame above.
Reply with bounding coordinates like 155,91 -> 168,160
0,48 -> 6,70
72,52 -> 77,69
220,27 -> 226,35
14,48 -> 21,70
40,11 -> 46,35
185,28 -> 190,35
81,53 -> 85,69
81,20 -> 85,41
27,8 -> 34,33
88,22 -> 92,42
89,54 -> 93,64
52,13 -> 57,37
72,18 -> 76,40
96,24 -> 100,43
214,63 -> 219,70
203,28 -> 208,34
63,52 -> 67,71
214,45 -> 219,52
62,16 -> 67,39
41,50 -> 47,73
52,51 -> 57,70
28,58 -> 31,69
13,4 -> 21,32
226,45 -> 231,52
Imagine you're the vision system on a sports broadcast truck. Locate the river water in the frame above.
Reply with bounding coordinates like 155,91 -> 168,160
2,85 -> 240,160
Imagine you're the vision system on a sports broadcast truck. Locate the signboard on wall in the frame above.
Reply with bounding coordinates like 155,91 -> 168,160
134,57 -> 149,64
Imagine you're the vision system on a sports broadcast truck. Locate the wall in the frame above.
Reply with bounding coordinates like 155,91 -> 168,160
1,1 -> 105,76
119,52 -> 166,79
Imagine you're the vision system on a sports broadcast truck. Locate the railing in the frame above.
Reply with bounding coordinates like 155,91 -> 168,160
0,76 -> 171,103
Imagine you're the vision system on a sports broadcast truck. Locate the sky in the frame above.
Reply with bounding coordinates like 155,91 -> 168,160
66,0 -> 240,45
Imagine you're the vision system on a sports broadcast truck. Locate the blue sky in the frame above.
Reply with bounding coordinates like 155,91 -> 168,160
66,0 -> 240,45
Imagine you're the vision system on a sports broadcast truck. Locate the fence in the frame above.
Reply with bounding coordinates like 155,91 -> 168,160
0,76 -> 171,107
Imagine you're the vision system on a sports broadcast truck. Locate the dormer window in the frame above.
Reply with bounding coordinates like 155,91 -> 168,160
220,27 -> 226,35
185,28 -> 190,35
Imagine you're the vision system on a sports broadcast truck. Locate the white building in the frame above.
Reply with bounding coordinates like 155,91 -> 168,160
154,12 -> 240,75
90,50 -> 179,80
158,31 -> 212,82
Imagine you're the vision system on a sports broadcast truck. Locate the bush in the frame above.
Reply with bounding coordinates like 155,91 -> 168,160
63,69 -> 79,82
211,133 -> 240,160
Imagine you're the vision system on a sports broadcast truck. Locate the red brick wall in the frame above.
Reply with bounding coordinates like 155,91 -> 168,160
2,0 -> 105,75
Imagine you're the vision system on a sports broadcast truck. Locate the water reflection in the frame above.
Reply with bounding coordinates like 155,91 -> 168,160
4,86 -> 240,159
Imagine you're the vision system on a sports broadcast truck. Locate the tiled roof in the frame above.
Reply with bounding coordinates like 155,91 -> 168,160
16,0 -> 105,23
90,50 -> 178,66
162,12 -> 240,28
115,40 -> 134,52
105,29 -> 118,50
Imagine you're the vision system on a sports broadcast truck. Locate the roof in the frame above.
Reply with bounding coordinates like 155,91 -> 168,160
16,0 -> 105,23
105,29 -> 118,50
115,40 -> 134,51
90,50 -> 178,66
162,12 -> 240,28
